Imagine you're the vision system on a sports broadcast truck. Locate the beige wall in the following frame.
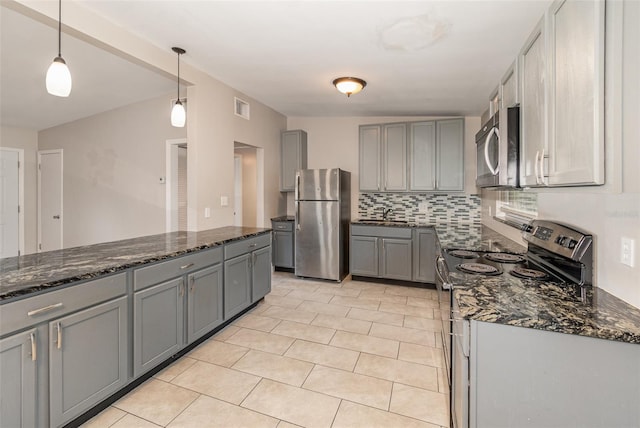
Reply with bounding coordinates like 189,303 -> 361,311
38,94 -> 186,248
286,116 -> 481,218
0,126 -> 38,254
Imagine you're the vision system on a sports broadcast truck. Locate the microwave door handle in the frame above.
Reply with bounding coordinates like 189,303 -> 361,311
484,128 -> 500,175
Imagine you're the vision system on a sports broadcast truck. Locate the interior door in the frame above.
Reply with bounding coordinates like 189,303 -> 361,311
0,149 -> 20,257
38,150 -> 63,252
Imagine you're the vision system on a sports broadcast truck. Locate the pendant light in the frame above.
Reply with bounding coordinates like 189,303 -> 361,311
46,0 -> 72,97
333,77 -> 367,97
171,47 -> 186,128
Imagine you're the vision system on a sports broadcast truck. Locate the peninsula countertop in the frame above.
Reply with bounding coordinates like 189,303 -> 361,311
0,226 -> 271,303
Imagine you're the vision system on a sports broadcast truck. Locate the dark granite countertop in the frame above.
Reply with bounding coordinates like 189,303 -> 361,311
271,216 -> 295,222
352,220 -> 526,253
441,228 -> 640,345
0,226 -> 271,304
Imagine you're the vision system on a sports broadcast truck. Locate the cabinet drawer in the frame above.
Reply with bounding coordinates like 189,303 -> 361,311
224,233 -> 271,260
351,225 -> 412,239
271,221 -> 293,232
134,247 -> 223,291
0,273 -> 127,336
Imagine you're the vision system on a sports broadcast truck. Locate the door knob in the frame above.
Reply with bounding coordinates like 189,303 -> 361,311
53,215 -> 60,219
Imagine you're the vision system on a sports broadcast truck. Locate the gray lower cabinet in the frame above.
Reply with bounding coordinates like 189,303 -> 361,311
380,238 -> 412,281
0,329 -> 38,427
350,225 -> 413,281
134,278 -> 184,377
252,246 -> 272,301
272,220 -> 294,269
351,236 -> 379,277
187,264 -> 223,343
224,254 -> 252,319
49,296 -> 128,427
412,228 -> 437,282
224,234 -> 272,319
132,247 -> 224,377
452,315 -> 640,428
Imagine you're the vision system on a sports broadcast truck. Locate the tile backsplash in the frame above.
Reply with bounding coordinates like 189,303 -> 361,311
358,193 -> 481,224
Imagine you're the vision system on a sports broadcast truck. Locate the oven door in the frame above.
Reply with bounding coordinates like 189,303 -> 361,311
475,120 -> 500,187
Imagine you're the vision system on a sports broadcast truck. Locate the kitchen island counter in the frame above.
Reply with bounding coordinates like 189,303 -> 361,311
0,226 -> 271,303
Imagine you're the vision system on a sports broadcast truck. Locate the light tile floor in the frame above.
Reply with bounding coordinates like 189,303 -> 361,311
83,272 -> 450,428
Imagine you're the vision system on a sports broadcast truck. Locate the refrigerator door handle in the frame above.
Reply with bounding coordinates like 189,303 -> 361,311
295,201 -> 301,231
296,172 -> 300,202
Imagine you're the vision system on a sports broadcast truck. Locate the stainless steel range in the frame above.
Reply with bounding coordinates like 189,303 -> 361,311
435,220 -> 595,428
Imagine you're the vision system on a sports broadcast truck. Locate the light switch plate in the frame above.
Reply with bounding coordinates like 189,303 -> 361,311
621,237 -> 635,267
220,196 -> 229,207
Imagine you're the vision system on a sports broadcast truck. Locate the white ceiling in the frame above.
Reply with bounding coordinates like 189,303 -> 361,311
1,1 -> 552,130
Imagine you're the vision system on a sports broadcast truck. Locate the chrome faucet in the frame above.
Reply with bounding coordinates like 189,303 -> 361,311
382,208 -> 393,220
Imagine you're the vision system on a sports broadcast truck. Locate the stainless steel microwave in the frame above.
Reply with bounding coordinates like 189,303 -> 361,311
475,106 -> 519,188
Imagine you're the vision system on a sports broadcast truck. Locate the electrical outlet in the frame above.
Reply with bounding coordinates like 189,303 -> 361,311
204,207 -> 211,218
621,237 -> 635,267
418,202 -> 428,214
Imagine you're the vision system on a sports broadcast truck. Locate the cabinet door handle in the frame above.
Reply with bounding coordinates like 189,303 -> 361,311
179,281 -> 185,297
248,243 -> 257,248
534,151 -> 541,185
30,332 -> 37,361
56,322 -> 62,350
189,276 -> 195,293
180,262 -> 194,270
539,148 -> 546,185
27,302 -> 63,317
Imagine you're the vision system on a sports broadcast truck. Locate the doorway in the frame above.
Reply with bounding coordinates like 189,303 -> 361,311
166,139 -> 188,232
233,142 -> 264,227
0,147 -> 24,257
38,149 -> 63,252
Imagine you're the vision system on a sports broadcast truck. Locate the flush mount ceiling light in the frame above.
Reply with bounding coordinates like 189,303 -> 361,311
333,77 -> 367,97
171,47 -> 186,128
46,0 -> 72,97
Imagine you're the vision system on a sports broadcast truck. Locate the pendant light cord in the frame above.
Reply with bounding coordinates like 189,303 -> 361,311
57,0 -> 62,57
177,52 -> 180,101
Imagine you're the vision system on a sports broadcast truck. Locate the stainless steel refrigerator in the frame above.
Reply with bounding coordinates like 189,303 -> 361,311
295,169 -> 350,281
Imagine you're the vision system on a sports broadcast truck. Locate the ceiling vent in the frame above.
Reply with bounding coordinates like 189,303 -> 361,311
234,97 -> 250,120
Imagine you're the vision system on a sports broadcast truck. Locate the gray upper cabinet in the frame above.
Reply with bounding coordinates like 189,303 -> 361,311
436,119 -> 465,191
409,122 -> 437,191
49,296 -> 128,427
187,264 -> 223,343
547,0 -> 604,185
280,130 -> 308,192
0,329 -> 38,428
383,123 -> 408,191
519,17 -> 547,187
359,125 -> 382,191
364,118 -> 464,193
519,0 -> 605,187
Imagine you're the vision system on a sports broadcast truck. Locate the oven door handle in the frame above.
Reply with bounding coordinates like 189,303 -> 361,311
435,255 -> 452,290
484,127 -> 500,176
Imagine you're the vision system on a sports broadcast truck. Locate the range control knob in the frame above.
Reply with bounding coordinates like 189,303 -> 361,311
555,235 -> 568,246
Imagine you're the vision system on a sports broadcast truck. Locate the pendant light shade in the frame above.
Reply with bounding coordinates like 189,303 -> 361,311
46,0 -> 72,97
171,100 -> 186,127
333,77 -> 366,97
171,47 -> 186,128
46,56 -> 72,97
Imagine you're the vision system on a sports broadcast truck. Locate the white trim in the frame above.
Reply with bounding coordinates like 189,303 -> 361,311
165,138 -> 187,232
37,149 -> 63,252
256,148 -> 264,227
0,147 -> 25,256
